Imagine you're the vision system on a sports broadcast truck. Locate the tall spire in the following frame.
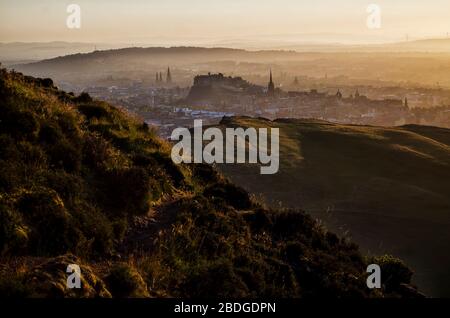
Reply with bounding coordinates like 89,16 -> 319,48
267,69 -> 275,97
166,67 -> 172,84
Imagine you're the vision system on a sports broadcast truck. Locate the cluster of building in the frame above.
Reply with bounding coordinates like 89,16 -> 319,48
183,71 -> 450,127
79,69 -> 450,133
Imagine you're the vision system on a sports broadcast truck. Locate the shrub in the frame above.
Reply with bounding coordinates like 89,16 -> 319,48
16,188 -> 81,255
132,154 -> 172,199
1,111 -> 39,139
77,103 -> 110,120
150,152 -> 186,187
101,167 -> 150,216
203,182 -> 252,210
38,78 -> 54,88
191,163 -> 221,185
43,170 -> 84,202
271,210 -> 315,239
82,133 -> 113,169
180,260 -> 249,298
106,264 -> 149,298
373,255 -> 414,293
0,274 -> 33,298
0,203 -> 28,255
70,202 -> 114,256
39,122 -> 64,144
74,92 -> 92,103
56,112 -> 81,141
46,139 -> 82,172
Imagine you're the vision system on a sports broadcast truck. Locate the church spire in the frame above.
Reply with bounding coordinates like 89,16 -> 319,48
166,67 -> 172,84
268,69 -> 275,97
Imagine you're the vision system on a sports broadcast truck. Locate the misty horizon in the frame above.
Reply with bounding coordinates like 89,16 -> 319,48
2,0 -> 450,45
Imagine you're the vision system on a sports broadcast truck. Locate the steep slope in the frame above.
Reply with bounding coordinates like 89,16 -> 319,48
215,117 -> 450,297
0,69 -> 420,298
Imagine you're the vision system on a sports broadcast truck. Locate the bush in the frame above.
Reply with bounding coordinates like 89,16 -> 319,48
101,167 -> 150,216
56,112 -> 81,140
37,78 -> 55,89
82,133 -> 113,169
1,111 -> 39,139
0,274 -> 33,298
70,202 -> 114,256
0,203 -> 28,255
74,92 -> 92,103
16,188 -> 81,255
203,182 -> 252,210
39,122 -> 64,144
106,264 -> 149,298
373,255 -> 414,293
150,152 -> 186,187
43,170 -> 84,202
271,210 -> 315,239
191,163 -> 221,185
46,139 -> 82,172
180,260 -> 249,298
77,103 -> 110,120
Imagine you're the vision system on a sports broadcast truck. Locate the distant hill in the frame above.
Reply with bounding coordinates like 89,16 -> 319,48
9,47 -> 297,73
215,116 -> 450,297
10,45 -> 450,89
0,42 -> 128,65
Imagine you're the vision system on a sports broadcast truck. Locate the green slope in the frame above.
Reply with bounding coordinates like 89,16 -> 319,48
216,117 -> 450,297
0,69 -> 422,298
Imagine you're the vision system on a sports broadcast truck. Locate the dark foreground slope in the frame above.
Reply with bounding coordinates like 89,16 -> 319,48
0,69 -> 420,298
215,117 -> 450,297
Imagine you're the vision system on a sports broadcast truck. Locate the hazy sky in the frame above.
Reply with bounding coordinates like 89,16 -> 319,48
1,0 -> 450,45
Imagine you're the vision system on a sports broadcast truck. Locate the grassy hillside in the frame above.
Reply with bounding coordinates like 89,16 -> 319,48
215,117 -> 450,297
0,68 -> 423,298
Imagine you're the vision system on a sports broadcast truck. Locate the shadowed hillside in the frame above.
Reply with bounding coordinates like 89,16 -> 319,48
0,69 -> 423,298
214,116 -> 450,297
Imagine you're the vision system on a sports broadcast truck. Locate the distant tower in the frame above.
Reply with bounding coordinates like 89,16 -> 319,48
336,89 -> 342,99
155,72 -> 160,83
159,72 -> 163,82
166,67 -> 172,84
355,89 -> 360,98
268,69 -> 275,97
292,76 -> 299,87
404,97 -> 409,108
